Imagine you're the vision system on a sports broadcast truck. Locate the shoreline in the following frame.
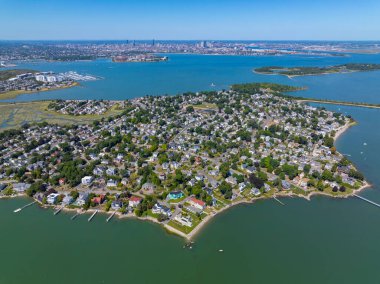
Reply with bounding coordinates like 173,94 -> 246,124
2,180 -> 371,242
0,81 -> 79,100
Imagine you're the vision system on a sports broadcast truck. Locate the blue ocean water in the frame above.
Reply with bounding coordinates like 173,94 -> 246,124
2,53 -> 380,102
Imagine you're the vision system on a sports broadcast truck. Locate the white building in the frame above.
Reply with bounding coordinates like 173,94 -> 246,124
81,176 -> 94,186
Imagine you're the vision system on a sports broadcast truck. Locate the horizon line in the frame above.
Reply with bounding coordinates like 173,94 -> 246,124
1,39 -> 380,42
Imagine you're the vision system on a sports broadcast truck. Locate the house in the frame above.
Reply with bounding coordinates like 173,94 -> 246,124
168,191 -> 184,200
158,173 -> 166,180
81,176 -> 93,186
141,182 -> 155,192
225,176 -> 237,185
188,197 -> 206,210
106,167 -> 116,176
174,214 -> 193,227
152,203 -> 172,217
238,182 -> 246,192
47,193 -> 60,204
264,183 -> 271,192
251,188 -> 261,196
0,183 -> 7,191
106,179 -> 118,187
129,196 -> 142,207
58,178 -> 66,186
75,192 -> 89,206
111,200 -> 123,210
246,166 -> 256,174
282,180 -> 291,190
93,166 -> 105,176
91,195 -> 105,205
62,195 -> 74,205
12,183 -> 31,192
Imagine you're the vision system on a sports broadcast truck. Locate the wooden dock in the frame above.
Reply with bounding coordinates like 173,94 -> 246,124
88,210 -> 98,222
274,197 -> 285,206
54,207 -> 63,215
106,211 -> 116,223
71,212 -> 80,220
353,194 -> 380,208
13,201 -> 37,213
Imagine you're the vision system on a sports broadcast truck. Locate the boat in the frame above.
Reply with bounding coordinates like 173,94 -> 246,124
210,83 -> 216,87
219,249 -> 224,252
13,208 -> 21,213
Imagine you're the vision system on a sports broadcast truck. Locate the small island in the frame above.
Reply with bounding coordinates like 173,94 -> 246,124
0,83 -> 369,240
112,53 -> 168,63
254,63 -> 380,78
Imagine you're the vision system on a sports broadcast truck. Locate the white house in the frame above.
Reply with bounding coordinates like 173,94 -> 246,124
81,176 -> 94,186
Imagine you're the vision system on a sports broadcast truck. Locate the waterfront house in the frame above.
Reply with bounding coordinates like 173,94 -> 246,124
129,196 -> 142,207
282,180 -> 291,190
91,195 -> 105,205
111,200 -> 123,210
251,188 -> 261,196
47,193 -> 60,204
0,183 -> 7,191
75,192 -> 89,206
152,203 -> 172,217
62,195 -> 74,205
174,214 -> 193,227
188,197 -> 206,210
12,183 -> 31,192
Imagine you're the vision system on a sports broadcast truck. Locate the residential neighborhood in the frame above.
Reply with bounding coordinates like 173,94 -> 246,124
0,83 -> 366,237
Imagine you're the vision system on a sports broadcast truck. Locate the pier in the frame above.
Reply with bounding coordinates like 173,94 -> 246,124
71,212 -> 80,220
13,201 -> 37,213
353,194 -> 380,208
106,211 -> 116,223
274,197 -> 285,206
54,207 -> 63,215
88,210 -> 98,222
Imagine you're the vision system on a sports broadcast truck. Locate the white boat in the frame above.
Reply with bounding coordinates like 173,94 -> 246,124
219,249 -> 224,252
13,208 -> 21,213
211,83 -> 216,87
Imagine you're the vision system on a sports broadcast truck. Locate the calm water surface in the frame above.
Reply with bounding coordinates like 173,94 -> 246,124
1,54 -> 380,284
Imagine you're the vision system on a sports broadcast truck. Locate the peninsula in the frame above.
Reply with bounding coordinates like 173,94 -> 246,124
0,83 -> 368,240
0,69 -> 97,100
254,63 -> 380,77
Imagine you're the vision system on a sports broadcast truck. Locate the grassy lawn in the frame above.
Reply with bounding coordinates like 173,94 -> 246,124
168,196 -> 186,203
321,186 -> 353,196
146,209 -> 160,219
0,101 -> 123,131
291,186 -> 308,196
192,103 -> 217,110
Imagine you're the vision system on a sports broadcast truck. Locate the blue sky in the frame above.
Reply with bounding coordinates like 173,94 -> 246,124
1,0 -> 379,40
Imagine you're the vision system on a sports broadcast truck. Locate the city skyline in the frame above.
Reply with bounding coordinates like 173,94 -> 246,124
1,0 -> 380,41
